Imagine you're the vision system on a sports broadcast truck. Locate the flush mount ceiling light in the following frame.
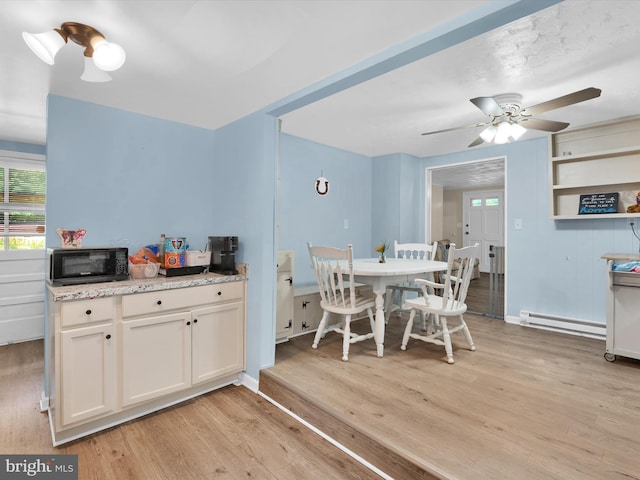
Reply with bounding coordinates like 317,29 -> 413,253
22,22 -> 126,82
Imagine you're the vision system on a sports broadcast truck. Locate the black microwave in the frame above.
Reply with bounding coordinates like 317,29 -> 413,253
47,247 -> 129,285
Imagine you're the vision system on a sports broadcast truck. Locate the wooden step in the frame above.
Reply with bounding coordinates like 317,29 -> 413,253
259,369 -> 445,480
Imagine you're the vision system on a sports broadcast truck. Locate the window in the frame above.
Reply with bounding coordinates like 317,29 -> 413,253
0,151 -> 46,250
485,197 -> 500,206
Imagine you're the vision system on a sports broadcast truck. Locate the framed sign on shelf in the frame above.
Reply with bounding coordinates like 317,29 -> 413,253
578,193 -> 619,215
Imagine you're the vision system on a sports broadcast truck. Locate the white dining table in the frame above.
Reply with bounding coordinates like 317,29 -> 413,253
342,257 -> 448,357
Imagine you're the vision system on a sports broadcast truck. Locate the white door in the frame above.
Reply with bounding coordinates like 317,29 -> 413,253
191,301 -> 245,384
121,311 -> 191,406
462,190 -> 504,272
60,323 -> 115,426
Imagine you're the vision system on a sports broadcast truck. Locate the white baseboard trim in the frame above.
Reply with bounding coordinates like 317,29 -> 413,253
40,391 -> 49,412
239,372 -> 259,393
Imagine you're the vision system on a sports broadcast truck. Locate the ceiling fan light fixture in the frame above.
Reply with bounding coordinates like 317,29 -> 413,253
81,56 -> 112,82
510,122 -> 527,140
494,122 -> 512,144
22,29 -> 66,65
479,125 -> 497,143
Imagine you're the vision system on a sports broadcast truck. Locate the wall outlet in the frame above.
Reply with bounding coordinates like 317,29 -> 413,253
343,219 -> 349,229
628,217 -> 636,227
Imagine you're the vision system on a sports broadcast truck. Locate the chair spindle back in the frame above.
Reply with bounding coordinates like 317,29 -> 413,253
394,241 -> 438,261
307,242 -> 356,309
424,243 -> 479,311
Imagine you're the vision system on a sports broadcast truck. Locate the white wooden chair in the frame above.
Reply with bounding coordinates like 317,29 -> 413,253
384,241 -> 438,324
400,243 -> 479,364
307,242 -> 376,361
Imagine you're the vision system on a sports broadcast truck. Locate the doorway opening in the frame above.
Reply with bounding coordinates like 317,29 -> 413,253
425,156 -> 506,319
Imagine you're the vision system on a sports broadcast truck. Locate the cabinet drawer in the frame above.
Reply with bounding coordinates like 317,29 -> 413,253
122,281 -> 243,317
613,272 -> 640,287
60,297 -> 114,328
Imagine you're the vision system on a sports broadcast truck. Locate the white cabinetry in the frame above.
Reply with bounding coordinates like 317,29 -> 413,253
603,253 -> 640,362
122,311 -> 191,406
47,275 -> 246,445
276,250 -> 294,342
293,287 -> 324,336
58,297 -> 116,427
191,302 -> 244,383
550,116 -> 640,219
291,284 -> 373,337
121,282 -> 245,406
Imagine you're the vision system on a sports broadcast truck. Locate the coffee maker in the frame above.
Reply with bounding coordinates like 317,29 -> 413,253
206,236 -> 239,274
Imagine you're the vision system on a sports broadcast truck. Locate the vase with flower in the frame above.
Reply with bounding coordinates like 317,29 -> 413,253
375,242 -> 388,263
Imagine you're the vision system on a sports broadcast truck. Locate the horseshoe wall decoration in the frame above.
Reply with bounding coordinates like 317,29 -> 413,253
315,176 -> 329,196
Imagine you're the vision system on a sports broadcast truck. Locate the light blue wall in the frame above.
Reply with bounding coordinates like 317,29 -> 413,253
372,153 -> 424,248
46,95 -> 216,251
279,133 -> 372,287
46,95 -> 279,379
282,132 -> 632,325
213,113 -> 278,375
411,137 -> 637,325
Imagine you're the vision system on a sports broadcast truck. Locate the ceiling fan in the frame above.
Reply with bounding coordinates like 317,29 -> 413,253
421,87 -> 602,147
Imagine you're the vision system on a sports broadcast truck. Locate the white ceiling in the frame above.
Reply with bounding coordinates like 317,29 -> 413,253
431,158 -> 505,191
2,1 -> 640,189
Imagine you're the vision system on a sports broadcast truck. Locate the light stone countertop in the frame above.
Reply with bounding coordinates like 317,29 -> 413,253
48,264 -> 248,302
601,253 -> 640,261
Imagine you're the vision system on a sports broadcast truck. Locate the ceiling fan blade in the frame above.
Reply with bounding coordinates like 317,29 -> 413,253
520,87 -> 601,116
470,96 -> 505,117
520,118 -> 570,132
468,136 -> 486,148
421,121 -> 490,136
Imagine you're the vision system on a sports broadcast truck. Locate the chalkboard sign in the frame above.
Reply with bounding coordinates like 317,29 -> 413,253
578,193 -> 619,215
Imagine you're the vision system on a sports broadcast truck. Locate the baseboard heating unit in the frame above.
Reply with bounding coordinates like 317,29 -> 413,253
519,310 -> 606,340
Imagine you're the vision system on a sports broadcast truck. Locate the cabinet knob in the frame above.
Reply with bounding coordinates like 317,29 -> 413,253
85,309 -> 92,315
105,334 -> 111,340
186,321 -> 191,326
193,319 -> 198,323
157,300 -> 162,305
217,291 -> 222,296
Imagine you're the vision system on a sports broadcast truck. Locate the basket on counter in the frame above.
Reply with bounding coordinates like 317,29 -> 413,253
185,250 -> 211,267
129,262 -> 161,279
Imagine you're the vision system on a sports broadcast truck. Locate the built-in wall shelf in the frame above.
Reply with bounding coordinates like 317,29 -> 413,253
550,116 -> 640,219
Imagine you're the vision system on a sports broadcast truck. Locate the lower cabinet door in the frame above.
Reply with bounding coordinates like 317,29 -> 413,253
191,301 -> 244,385
121,311 -> 191,406
60,323 -> 115,426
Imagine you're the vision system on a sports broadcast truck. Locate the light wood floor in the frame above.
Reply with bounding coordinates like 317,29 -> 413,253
0,340 -> 382,479
262,313 -> 640,479
465,273 -> 504,318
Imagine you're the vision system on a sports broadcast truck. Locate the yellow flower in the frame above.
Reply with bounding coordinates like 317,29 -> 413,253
375,242 -> 388,254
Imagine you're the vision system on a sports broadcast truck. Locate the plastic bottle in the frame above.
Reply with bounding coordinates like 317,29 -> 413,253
159,233 -> 166,267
